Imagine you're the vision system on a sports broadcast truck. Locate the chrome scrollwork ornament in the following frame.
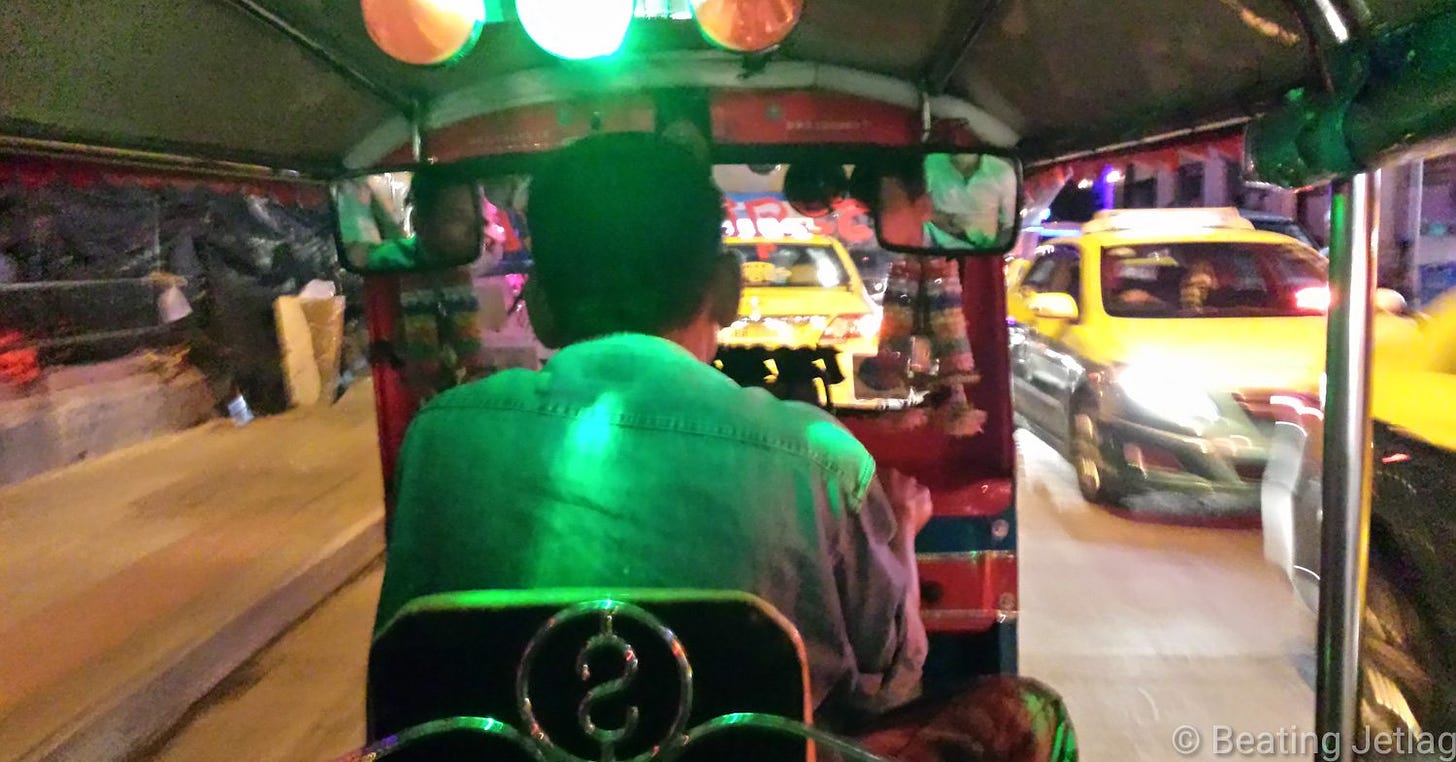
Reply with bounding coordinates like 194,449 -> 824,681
517,600 -> 692,762
575,614 -> 640,753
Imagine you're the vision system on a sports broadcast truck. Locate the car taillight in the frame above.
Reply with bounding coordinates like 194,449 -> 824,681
1295,286 -> 1330,312
821,312 -> 881,342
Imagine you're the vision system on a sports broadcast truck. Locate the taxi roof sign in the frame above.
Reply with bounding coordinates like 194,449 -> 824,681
1081,207 -> 1254,234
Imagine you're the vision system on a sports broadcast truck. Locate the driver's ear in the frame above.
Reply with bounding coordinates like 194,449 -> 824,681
523,276 -> 565,349
708,251 -> 742,327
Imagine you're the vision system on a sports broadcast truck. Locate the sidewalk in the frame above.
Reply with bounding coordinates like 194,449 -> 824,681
0,383 -> 385,762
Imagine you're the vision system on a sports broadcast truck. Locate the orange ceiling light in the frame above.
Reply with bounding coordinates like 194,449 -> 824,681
361,0 -> 486,66
691,0 -> 803,53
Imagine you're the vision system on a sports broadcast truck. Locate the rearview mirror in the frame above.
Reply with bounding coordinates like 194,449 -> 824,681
873,152 -> 1022,256
1028,292 -> 1079,321
334,167 -> 518,274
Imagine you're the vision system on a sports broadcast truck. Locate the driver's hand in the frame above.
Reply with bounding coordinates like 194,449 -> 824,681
930,210 -> 963,235
884,468 -> 934,541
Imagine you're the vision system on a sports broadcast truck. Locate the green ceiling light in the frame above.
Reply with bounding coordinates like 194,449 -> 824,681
517,0 -> 636,60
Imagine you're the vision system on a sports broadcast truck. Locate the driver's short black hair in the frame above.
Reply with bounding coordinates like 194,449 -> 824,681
528,132 -> 725,343
409,167 -> 462,218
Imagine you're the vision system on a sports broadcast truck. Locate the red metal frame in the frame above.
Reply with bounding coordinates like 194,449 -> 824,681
364,275 -> 417,524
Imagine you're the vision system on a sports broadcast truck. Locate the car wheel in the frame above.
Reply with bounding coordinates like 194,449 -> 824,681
1072,400 -> 1121,504
1359,558 -> 1435,736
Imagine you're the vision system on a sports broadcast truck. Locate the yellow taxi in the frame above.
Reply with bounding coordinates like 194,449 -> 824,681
716,236 -> 904,410
1007,207 -> 1350,513
1368,290 -> 1456,450
1260,289 -> 1456,610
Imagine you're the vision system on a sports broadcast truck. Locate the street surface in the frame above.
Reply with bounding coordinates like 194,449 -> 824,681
144,430 -> 1315,761
0,383 -> 383,762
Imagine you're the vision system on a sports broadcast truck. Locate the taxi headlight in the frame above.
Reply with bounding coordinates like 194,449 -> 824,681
1113,366 -> 1222,434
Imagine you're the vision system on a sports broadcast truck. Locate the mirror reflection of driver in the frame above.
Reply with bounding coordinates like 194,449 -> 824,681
924,153 -> 1016,249
342,173 -> 480,272
340,171 -> 488,398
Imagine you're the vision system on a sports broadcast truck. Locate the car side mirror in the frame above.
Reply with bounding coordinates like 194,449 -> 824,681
1028,292 -> 1079,321
1375,288 -> 1408,315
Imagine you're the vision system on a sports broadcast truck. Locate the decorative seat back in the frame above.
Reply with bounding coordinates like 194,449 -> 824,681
358,589 -> 887,762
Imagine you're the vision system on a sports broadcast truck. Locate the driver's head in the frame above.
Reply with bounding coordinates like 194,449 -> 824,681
411,171 -> 479,266
525,132 -> 739,354
950,153 -> 983,177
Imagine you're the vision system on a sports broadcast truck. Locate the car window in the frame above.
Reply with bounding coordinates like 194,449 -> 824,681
1063,261 -> 1081,305
1021,253 -> 1061,291
1044,245 -> 1080,300
1100,241 -> 1327,318
726,243 -> 850,288
1022,246 -> 1080,303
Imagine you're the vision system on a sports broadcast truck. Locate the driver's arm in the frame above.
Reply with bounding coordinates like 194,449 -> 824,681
833,476 -> 929,716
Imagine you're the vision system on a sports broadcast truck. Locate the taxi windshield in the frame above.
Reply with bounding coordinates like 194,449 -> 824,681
727,242 -> 850,289
1101,241 -> 1327,318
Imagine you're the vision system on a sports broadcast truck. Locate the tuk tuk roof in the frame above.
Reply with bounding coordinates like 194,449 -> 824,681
4,0 -> 1455,176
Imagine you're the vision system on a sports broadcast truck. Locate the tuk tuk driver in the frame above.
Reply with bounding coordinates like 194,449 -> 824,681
924,153 -> 1017,249
375,133 -> 1072,759
338,171 -> 482,272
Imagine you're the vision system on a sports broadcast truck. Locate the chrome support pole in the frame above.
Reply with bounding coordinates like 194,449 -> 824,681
1314,171 -> 1378,762
1287,0 -> 1352,93
921,0 -> 1003,95
411,100 -> 427,164
1306,0 -> 1353,43
920,91 -> 933,142
1407,161 -> 1425,303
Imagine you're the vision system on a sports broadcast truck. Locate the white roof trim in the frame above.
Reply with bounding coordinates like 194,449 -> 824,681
344,53 -> 1020,169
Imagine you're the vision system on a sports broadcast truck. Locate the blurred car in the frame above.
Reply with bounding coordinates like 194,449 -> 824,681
717,236 -> 907,410
1259,290 -> 1456,733
1008,207 -> 1350,514
1238,208 -> 1320,250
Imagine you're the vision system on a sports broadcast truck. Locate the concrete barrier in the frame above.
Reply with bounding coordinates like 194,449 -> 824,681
0,356 -> 214,487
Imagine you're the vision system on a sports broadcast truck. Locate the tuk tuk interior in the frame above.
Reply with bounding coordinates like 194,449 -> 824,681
7,1 -> 1456,760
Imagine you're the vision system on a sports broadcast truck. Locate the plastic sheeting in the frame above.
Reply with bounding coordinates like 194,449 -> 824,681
0,158 -> 354,415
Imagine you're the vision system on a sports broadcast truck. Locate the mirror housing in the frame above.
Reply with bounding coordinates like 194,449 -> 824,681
1028,292 -> 1079,321
872,151 -> 1023,257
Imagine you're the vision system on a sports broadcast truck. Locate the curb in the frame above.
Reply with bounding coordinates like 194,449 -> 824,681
26,512 -> 385,762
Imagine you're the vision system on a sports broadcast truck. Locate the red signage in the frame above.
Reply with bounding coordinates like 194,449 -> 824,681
711,90 -> 919,146
384,96 -> 657,165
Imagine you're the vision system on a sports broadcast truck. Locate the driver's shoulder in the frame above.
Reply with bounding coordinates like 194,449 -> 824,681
715,385 -> 875,500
